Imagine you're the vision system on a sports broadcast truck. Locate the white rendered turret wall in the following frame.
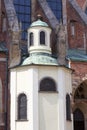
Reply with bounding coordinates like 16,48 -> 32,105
10,65 -> 73,130
27,20 -> 52,54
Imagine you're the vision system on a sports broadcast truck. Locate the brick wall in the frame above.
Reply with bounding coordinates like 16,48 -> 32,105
0,0 -> 8,41
71,61 -> 87,79
0,53 -> 6,129
67,1 -> 87,49
76,0 -> 86,9
71,61 -> 87,94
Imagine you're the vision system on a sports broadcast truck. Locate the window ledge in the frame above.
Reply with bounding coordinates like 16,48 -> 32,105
16,119 -> 28,122
39,91 -> 58,93
66,119 -> 72,122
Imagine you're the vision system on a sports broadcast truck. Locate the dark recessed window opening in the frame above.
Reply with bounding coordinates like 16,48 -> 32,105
18,93 -> 27,120
66,94 -> 71,121
30,33 -> 33,46
14,0 -> 31,40
40,77 -> 57,91
40,31 -> 45,45
74,109 -> 84,121
73,109 -> 85,130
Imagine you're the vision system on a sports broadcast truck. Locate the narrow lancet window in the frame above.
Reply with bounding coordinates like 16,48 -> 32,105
40,31 -> 45,45
18,94 -> 27,120
30,33 -> 33,46
66,94 -> 71,120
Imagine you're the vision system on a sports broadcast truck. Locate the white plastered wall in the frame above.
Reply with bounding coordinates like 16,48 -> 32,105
10,65 -> 73,130
10,66 -> 39,130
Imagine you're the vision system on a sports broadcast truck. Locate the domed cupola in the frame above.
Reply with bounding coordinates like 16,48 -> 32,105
28,15 -> 51,54
22,15 -> 58,65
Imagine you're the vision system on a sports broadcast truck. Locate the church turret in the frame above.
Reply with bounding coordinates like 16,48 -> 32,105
10,15 -> 73,130
22,15 -> 57,65
28,15 -> 51,54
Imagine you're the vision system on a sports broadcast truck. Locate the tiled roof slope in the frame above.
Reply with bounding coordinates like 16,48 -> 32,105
69,0 -> 87,24
66,49 -> 87,62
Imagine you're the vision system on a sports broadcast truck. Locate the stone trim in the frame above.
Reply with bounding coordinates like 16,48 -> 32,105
4,0 -> 19,31
37,0 -> 59,29
69,0 -> 87,25
62,0 -> 67,25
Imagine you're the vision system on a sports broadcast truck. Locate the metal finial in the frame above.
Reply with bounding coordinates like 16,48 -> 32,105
37,14 -> 43,20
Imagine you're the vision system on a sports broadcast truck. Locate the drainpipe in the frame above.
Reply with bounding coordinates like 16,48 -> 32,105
67,58 -> 71,68
4,50 -> 8,130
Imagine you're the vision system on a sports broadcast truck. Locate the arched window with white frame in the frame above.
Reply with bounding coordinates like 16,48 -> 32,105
18,93 -> 27,120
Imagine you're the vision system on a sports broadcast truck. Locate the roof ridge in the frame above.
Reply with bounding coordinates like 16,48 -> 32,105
69,0 -> 87,24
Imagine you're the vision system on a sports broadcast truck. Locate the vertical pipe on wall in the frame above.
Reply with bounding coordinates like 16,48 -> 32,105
4,50 -> 8,130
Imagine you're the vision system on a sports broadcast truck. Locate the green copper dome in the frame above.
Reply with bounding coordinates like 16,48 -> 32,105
22,16 -> 57,66
22,53 -> 58,66
30,19 -> 48,27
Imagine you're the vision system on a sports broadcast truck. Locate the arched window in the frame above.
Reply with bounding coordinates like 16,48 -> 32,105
40,77 -> 56,91
73,109 -> 85,130
74,83 -> 84,99
66,94 -> 71,120
40,31 -> 45,45
18,93 -> 27,120
30,33 -> 33,46
74,109 -> 84,121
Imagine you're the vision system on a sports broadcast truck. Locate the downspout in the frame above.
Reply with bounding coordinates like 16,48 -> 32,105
67,58 -> 71,68
4,50 -> 8,130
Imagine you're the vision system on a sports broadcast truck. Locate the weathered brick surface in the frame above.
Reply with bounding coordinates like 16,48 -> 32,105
0,126 -> 5,130
0,68 -> 6,129
76,0 -> 86,8
67,1 -> 87,49
71,61 -> 87,95
71,62 -> 87,78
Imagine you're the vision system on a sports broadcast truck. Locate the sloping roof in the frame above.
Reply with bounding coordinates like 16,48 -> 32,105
30,19 -> 48,27
0,42 -> 7,52
22,53 -> 58,66
66,49 -> 87,62
69,0 -> 87,24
